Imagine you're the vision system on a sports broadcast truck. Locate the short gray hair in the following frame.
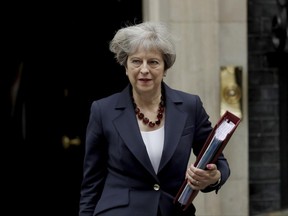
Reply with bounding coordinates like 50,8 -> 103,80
109,22 -> 176,70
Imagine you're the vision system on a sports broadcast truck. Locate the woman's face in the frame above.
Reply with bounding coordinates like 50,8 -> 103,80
126,48 -> 165,95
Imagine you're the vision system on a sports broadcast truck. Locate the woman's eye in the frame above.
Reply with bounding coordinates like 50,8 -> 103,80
149,60 -> 159,66
150,61 -> 158,64
132,59 -> 141,65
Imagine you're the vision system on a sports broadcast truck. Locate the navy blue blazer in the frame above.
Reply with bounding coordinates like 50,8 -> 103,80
79,82 -> 230,216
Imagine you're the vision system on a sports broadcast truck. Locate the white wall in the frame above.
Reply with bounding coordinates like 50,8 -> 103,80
143,0 -> 249,215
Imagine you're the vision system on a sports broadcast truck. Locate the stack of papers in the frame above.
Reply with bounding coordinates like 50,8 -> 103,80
177,119 -> 235,205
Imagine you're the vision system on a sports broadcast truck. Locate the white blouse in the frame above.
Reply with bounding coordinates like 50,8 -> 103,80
141,126 -> 164,173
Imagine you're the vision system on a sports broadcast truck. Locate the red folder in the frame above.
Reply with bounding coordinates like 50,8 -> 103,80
174,110 -> 241,210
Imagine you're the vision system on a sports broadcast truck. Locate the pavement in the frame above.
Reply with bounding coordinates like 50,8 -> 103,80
255,209 -> 288,216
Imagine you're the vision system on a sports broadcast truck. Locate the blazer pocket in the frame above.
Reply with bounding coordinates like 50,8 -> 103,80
94,188 -> 129,215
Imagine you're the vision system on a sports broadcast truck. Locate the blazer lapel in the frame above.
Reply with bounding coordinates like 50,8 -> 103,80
112,84 -> 188,176
113,86 -> 156,177
158,84 -> 187,172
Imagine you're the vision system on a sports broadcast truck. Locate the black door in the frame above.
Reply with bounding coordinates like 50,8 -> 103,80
4,1 -> 142,215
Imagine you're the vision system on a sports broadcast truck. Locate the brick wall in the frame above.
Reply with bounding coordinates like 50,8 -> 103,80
248,0 -> 282,215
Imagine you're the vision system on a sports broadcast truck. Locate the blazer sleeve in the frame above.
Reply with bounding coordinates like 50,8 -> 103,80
192,95 -> 230,193
79,101 -> 108,216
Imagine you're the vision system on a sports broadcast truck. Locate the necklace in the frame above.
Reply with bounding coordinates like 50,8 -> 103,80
132,95 -> 165,128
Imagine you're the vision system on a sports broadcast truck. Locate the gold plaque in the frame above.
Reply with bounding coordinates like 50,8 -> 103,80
220,66 -> 242,119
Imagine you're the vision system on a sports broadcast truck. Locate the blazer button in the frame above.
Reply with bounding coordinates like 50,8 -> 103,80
153,184 -> 160,191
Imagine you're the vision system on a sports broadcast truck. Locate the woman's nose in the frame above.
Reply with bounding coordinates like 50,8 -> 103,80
140,62 -> 149,74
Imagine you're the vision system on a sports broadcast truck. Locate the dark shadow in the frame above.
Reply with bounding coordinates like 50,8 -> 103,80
3,1 -> 142,215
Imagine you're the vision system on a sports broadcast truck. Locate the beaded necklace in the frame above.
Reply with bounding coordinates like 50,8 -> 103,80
131,88 -> 165,128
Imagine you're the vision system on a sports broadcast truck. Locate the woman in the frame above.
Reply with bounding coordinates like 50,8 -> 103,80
79,21 -> 230,216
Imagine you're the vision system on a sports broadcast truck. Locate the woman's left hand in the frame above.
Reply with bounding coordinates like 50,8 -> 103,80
186,163 -> 221,190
